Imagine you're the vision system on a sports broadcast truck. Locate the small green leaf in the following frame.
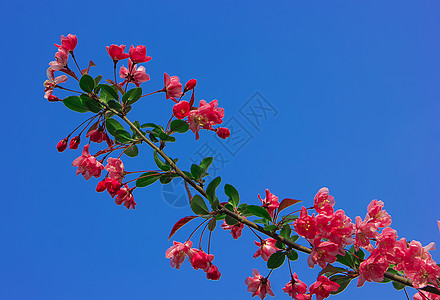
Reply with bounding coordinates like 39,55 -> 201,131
159,132 -> 176,142
94,75 -> 102,86
286,250 -> 299,261
63,96 -> 89,113
224,184 -> 240,207
125,144 -> 139,157
237,204 -> 252,216
199,157 -> 213,172
79,74 -> 95,93
264,225 -> 277,231
136,172 -> 160,187
246,205 -> 272,221
170,119 -> 189,133
330,275 -> 353,295
225,215 -> 239,225
208,218 -> 217,231
114,129 -> 132,143
154,151 -> 171,171
191,195 -> 210,216
99,84 -> 119,101
290,235 -> 299,242
206,177 -> 222,206
122,87 -> 142,105
141,123 -> 165,132
191,164 -> 203,181
160,174 -> 174,184
280,225 -> 292,239
81,94 -> 102,113
275,240 -> 285,249
336,252 -> 355,268
108,100 -> 122,111
105,118 -> 125,137
392,281 -> 406,290
267,251 -> 286,269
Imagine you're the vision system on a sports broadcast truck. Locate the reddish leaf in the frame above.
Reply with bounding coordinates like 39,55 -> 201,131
278,198 -> 302,214
81,60 -> 96,75
168,216 -> 199,240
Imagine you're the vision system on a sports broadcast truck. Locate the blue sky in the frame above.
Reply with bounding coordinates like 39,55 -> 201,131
1,1 -> 440,299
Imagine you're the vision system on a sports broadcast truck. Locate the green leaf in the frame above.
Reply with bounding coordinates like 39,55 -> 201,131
264,225 -> 277,231
94,75 -> 102,86
105,118 -> 125,137
246,205 -> 272,221
392,281 -> 406,290
208,218 -> 217,231
108,100 -> 122,111
158,132 -> 176,142
79,74 -> 95,93
290,235 -> 299,242
136,172 -> 160,187
170,119 -> 189,133
63,96 -> 89,113
191,195 -> 210,216
254,218 -> 270,225
81,94 -> 102,113
237,203 -> 253,217
99,84 -> 119,101
225,215 -> 239,225
336,252 -> 355,268
191,164 -> 203,181
199,157 -> 213,172
275,240 -> 285,249
125,144 -> 139,157
280,225 -> 291,239
160,174 -> 174,184
286,250 -> 299,261
224,184 -> 240,207
122,87 -> 142,105
330,275 -> 353,295
206,177 -> 221,207
141,123 -> 165,132
114,129 -> 132,143
154,151 -> 171,171
267,251 -> 286,269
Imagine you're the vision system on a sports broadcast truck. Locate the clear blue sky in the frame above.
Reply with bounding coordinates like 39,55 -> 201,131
1,1 -> 439,299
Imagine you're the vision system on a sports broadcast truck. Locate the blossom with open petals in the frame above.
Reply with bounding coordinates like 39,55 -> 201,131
115,185 -> 136,209
119,59 -> 150,87
258,189 -> 279,218
106,44 -> 130,61
314,187 -> 335,215
54,34 -> 77,52
188,99 -> 225,139
72,144 -> 104,180
165,240 -> 195,269
253,238 -> 279,261
309,276 -> 340,300
104,158 -> 125,182
164,73 -> 183,100
245,269 -> 274,299
282,273 -> 308,298
44,68 -> 67,99
129,45 -> 151,64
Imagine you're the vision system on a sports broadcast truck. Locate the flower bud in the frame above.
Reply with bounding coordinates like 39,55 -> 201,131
206,264 -> 221,280
216,127 -> 230,139
96,180 -> 107,193
57,138 -> 68,152
69,136 -> 81,150
47,95 -> 62,102
184,79 -> 197,92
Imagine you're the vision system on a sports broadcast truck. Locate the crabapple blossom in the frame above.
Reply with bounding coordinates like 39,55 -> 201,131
366,199 -> 391,227
188,99 -> 225,139
375,227 -> 398,257
294,206 -> 317,240
129,45 -> 151,64
313,187 -> 335,215
282,273 -> 308,298
173,101 -> 190,119
96,177 -> 121,198
165,240 -> 195,270
184,78 -> 197,92
327,209 -> 355,247
221,220 -> 244,239
206,264 -> 221,280
191,250 -> 214,271
115,185 -> 136,209
413,291 -> 440,300
43,69 -> 67,99
307,237 -> 340,269
86,128 -> 107,143
69,136 -> 81,150
106,44 -> 130,61
245,269 -> 275,299
253,238 -> 279,261
164,73 -> 183,100
357,250 -> 389,287
54,34 -> 77,52
72,144 -> 104,180
119,59 -> 150,87
104,158 -> 125,182
309,276 -> 340,300
49,48 -> 69,71
216,127 -> 230,139
258,189 -> 279,218
354,216 -> 379,252
57,138 -> 68,152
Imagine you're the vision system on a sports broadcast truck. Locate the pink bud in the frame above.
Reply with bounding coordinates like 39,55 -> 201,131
96,180 -> 107,193
184,79 -> 197,92
47,95 -> 62,102
206,264 -> 221,280
106,44 -> 130,61
59,34 -> 77,52
129,45 -> 152,64
69,136 -> 81,150
173,101 -> 190,119
216,127 -> 230,139
57,138 -> 68,152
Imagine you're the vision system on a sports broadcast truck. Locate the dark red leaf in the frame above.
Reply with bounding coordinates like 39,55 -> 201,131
278,198 -> 302,214
81,60 -> 96,75
168,216 -> 199,240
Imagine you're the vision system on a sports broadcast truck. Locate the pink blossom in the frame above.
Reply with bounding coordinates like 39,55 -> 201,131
55,34 -> 77,52
245,269 -> 275,299
282,273 -> 308,298
216,127 -> 230,139
173,101 -> 190,119
357,251 -> 389,287
188,99 -> 225,140
119,59 -> 150,87
307,237 -> 339,269
309,276 -> 340,300
206,264 -> 221,280
327,209 -> 355,247
115,185 -> 136,209
69,136 -> 81,150
354,216 -> 379,252
376,227 -> 398,259
405,258 -> 440,289
184,79 -> 197,92
106,44 -> 130,61
191,250 -> 214,271
258,189 -> 279,218
413,291 -> 440,300
366,199 -> 391,227
86,128 -> 107,143
314,187 -> 335,215
129,45 -> 152,64
72,144 -> 104,180
221,220 -> 244,239
57,138 -> 68,152
44,68 -> 67,99
164,73 -> 183,99
165,240 -> 195,269
253,238 -> 280,261
104,158 -> 125,182
96,177 -> 121,198
293,206 -> 317,240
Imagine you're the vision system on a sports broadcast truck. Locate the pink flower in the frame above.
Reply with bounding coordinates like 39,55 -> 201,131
413,291 -> 440,300
49,48 -> 69,71
309,276 -> 340,300
72,144 -> 104,180
253,238 -> 280,261
191,250 -> 214,271
327,209 -> 355,247
294,206 -> 317,240
216,127 -> 230,139
376,227 -> 398,258
282,273 -> 308,298
43,68 -> 67,99
104,158 -> 125,182
119,59 -> 150,87
173,101 -> 190,119
129,45 -> 151,64
165,240 -> 195,269
307,237 -> 339,269
354,216 -> 379,252
86,128 -> 107,143
221,220 -> 244,239
55,34 -> 77,52
357,251 -> 389,287
57,138 -> 68,152
184,79 -> 197,92
314,187 -> 335,215
115,185 -> 136,209
258,189 -> 279,218
188,99 -> 225,139
106,44 -> 130,61
206,264 -> 221,280
366,199 -> 391,227
69,136 -> 81,150
245,269 -> 275,299
164,73 -> 183,100
96,177 -> 121,198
